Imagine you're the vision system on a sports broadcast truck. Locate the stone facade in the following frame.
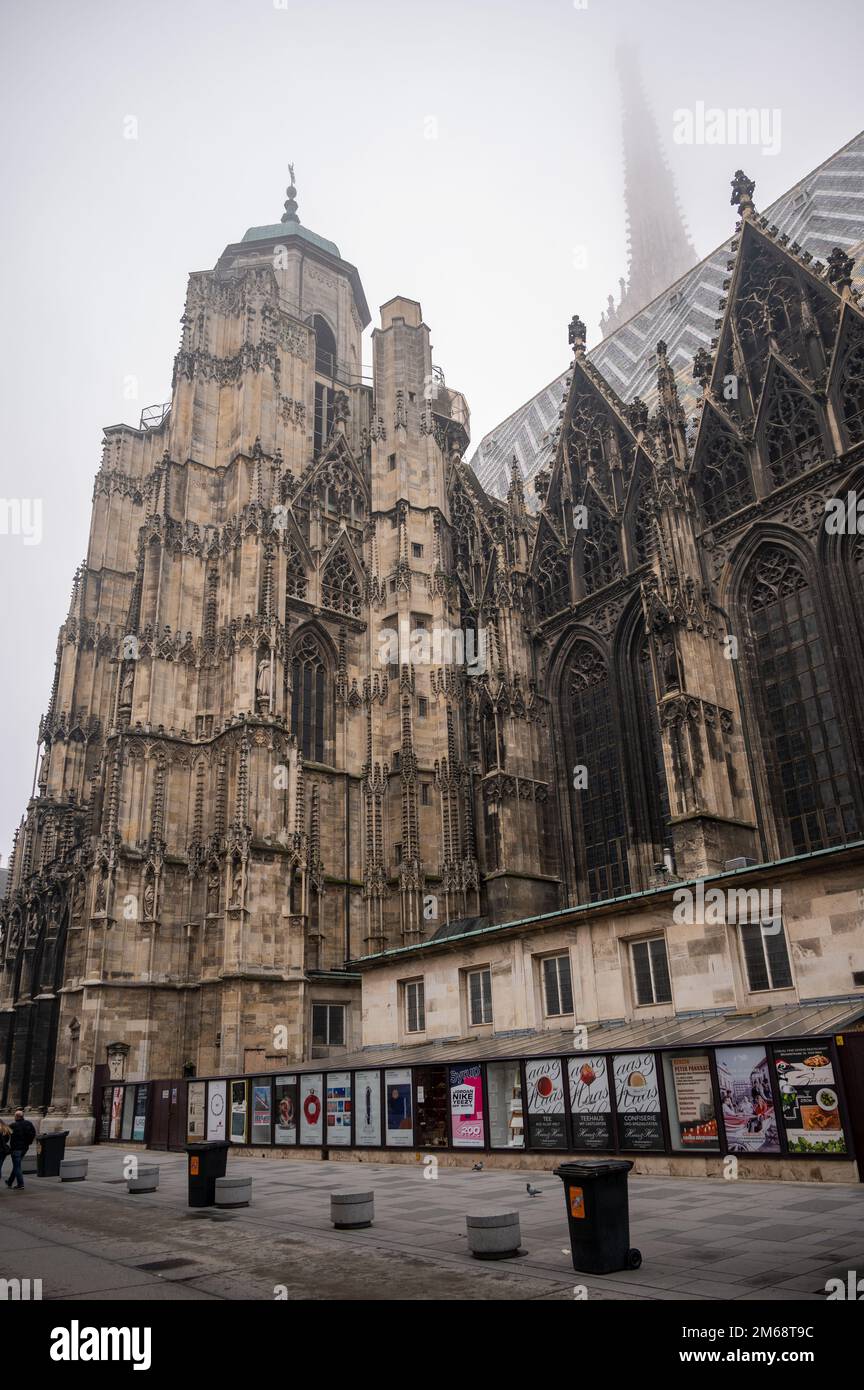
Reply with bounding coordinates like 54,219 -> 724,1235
2,166 -> 864,1135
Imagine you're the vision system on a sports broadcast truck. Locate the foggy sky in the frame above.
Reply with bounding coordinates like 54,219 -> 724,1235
1,0 -> 861,855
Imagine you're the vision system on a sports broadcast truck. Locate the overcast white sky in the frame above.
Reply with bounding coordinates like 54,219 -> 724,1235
1,0 -> 862,857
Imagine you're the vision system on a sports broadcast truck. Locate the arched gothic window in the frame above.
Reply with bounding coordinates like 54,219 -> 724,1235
290,631 -> 328,763
582,512 -> 619,594
762,378 -> 823,487
313,315 -> 337,378
562,643 -> 631,900
698,422 -> 755,524
321,549 -> 361,617
535,540 -> 570,619
743,546 -> 859,854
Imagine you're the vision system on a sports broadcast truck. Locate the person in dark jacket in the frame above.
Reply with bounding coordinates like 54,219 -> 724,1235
0,1122 -> 11,1182
6,1110 -> 36,1189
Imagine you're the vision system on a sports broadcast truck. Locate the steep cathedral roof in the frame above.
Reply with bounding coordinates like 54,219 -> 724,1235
470,128 -> 864,502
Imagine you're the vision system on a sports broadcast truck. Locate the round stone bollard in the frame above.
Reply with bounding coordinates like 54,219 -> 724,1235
331,1190 -> 374,1230
59,1157 -> 88,1183
215,1175 -> 252,1209
466,1211 -> 522,1260
127,1164 -> 160,1194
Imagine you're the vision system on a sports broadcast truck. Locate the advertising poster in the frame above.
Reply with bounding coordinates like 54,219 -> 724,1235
773,1042 -> 846,1155
186,1080 -> 206,1142
99,1087 -> 112,1141
525,1057 -> 566,1148
132,1083 -> 149,1142
274,1076 -> 298,1145
251,1081 -> 272,1144
206,1079 -> 227,1140
326,1072 -> 352,1145
121,1085 -> 136,1141
385,1067 -> 413,1146
230,1079 -> 248,1142
664,1052 -> 719,1150
613,1053 -> 664,1150
354,1070 -> 382,1146
715,1046 -> 780,1153
449,1065 -> 485,1147
300,1073 -> 324,1145
110,1085 -> 124,1140
568,1056 -> 614,1150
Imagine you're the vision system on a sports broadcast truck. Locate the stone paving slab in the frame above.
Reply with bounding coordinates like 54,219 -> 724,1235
1,1146 -> 861,1301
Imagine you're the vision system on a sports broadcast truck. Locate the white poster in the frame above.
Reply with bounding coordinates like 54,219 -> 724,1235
206,1079 -> 227,1140
385,1067 -> 413,1146
300,1073 -> 324,1145
355,1070 -> 382,1146
187,1080 -> 206,1141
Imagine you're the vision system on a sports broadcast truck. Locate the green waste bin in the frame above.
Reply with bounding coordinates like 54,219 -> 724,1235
186,1141 -> 230,1208
554,1160 -> 642,1275
37,1131 -> 70,1177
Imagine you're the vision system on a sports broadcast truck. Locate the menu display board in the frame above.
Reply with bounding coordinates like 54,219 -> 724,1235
715,1046 -> 780,1153
326,1073 -> 352,1145
355,1070 -> 382,1146
251,1080 -> 272,1144
613,1053 -> 664,1150
274,1076 -> 298,1145
230,1080 -> 248,1142
206,1080 -> 227,1140
663,1051 -> 719,1151
449,1065 -> 485,1148
568,1055 -> 614,1151
385,1068 -> 413,1146
186,1080 -> 206,1141
300,1074 -> 325,1145
132,1083 -> 149,1142
774,1043 -> 846,1155
525,1057 -> 567,1148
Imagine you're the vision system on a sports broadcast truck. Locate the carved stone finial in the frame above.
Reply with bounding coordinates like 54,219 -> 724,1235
692,347 -> 713,389
627,398 -> 649,435
730,169 -> 756,218
281,166 -> 299,224
568,314 -> 587,355
825,246 -> 855,295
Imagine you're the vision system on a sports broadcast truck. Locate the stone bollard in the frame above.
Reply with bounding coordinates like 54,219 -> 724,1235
466,1211 -> 522,1260
59,1157 -> 89,1183
214,1175 -> 252,1208
331,1190 -> 374,1230
21,1153 -> 37,1175
127,1164 -> 160,1194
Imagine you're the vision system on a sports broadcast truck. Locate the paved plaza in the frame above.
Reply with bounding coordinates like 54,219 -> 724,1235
2,1148 -> 863,1301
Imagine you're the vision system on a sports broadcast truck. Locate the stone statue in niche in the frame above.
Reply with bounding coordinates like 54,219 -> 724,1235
207,868 -> 220,916
72,877 -> 85,918
256,657 -> 271,701
94,871 -> 107,914
658,630 -> 681,693
229,861 -> 243,906
119,663 -> 134,706
143,877 -> 156,919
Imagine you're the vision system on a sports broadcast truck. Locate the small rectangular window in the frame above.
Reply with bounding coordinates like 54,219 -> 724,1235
412,543 -> 423,558
388,453 -> 397,471
421,783 -> 430,806
418,696 -> 428,718
404,980 -> 425,1033
542,954 -> 574,1016
394,842 -> 402,864
631,938 -> 672,1006
740,920 -> 793,992
312,1004 -> 345,1046
468,967 -> 493,1026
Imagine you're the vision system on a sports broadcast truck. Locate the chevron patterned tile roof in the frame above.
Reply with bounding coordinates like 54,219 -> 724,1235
470,130 -> 864,502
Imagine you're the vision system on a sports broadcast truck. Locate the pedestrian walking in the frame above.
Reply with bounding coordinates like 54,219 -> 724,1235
5,1109 -> 36,1189
0,1122 -> 11,1183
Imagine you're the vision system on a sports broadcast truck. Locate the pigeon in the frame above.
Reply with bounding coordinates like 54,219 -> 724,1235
526,1182 -> 543,1197
472,1163 -> 484,1172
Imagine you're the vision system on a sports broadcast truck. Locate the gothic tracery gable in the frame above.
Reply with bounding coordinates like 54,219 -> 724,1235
580,503 -> 621,595
690,401 -> 755,525
757,360 -> 826,488
529,513 -> 571,621
320,534 -> 363,619
828,302 -> 864,447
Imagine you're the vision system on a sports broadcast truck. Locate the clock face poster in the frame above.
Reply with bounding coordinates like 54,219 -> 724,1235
568,1056 -> 614,1150
300,1074 -> 324,1145
354,1070 -> 382,1146
385,1068 -> 413,1145
525,1057 -> 566,1148
613,1053 -> 664,1150
230,1080 -> 248,1142
206,1080 -> 227,1140
274,1077 -> 298,1145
